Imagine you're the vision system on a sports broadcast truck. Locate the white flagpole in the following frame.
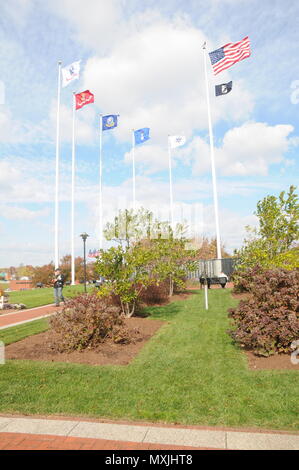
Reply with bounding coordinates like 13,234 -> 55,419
167,136 -> 174,227
99,114 -> 103,249
54,61 -> 62,270
71,92 -> 76,285
132,130 -> 136,211
203,42 -> 222,261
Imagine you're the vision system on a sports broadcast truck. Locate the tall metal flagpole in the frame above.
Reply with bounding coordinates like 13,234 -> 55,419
99,114 -> 103,249
54,61 -> 62,270
167,136 -> 174,227
203,43 -> 222,263
132,129 -> 136,211
71,92 -> 76,285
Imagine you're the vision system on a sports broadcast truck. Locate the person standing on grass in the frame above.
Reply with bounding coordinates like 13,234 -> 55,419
52,268 -> 65,306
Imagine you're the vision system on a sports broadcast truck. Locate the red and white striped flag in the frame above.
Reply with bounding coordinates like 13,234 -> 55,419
209,36 -> 251,75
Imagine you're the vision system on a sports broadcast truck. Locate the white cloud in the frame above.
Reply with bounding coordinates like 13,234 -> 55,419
124,143 -> 169,174
1,0 -> 33,29
0,108 -> 49,144
202,205 -> 258,253
179,121 -> 296,176
48,0 -> 124,52
0,205 -> 49,220
82,16 -> 254,146
48,100 -> 96,145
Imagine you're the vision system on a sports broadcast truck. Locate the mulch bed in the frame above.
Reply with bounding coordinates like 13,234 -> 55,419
6,317 -> 165,366
246,351 -> 299,371
231,292 -> 298,370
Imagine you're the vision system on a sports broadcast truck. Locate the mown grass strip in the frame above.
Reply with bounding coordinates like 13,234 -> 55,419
0,318 -> 49,345
7,285 -> 94,309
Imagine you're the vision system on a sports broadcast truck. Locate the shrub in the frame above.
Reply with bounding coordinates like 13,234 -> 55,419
228,268 -> 299,356
49,294 -> 130,352
232,265 -> 264,293
139,281 -> 169,305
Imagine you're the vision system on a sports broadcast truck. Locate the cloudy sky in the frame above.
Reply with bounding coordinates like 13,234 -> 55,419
0,0 -> 298,266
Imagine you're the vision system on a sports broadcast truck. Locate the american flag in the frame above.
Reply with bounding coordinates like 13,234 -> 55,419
88,249 -> 100,258
209,36 -> 251,75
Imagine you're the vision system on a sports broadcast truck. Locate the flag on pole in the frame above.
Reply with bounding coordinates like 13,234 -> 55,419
134,128 -> 150,145
215,81 -> 233,96
61,61 -> 81,87
102,114 -> 118,130
88,249 -> 100,258
209,37 -> 250,75
75,90 -> 94,110
169,135 -> 186,148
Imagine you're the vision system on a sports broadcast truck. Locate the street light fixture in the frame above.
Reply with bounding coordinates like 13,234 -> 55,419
80,232 -> 89,293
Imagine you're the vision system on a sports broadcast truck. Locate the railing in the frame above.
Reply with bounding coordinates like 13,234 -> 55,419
187,258 -> 239,281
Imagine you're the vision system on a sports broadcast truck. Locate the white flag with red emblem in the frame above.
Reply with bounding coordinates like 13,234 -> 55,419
61,60 -> 81,87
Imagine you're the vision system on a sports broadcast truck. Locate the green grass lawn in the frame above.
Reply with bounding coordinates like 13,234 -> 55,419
6,285 -> 93,309
0,318 -> 49,346
0,289 -> 298,431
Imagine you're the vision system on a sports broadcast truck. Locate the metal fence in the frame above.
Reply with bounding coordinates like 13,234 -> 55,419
187,258 -> 239,281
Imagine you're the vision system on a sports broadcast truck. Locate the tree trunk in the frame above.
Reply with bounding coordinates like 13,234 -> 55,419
169,276 -> 174,297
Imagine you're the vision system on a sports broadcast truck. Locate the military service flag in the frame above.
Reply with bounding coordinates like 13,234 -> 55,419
215,81 -> 233,96
134,128 -> 150,145
169,135 -> 186,148
61,61 -> 81,87
102,114 -> 118,131
75,90 -> 94,110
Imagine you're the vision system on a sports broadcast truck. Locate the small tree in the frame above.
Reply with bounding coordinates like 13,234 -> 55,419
235,185 -> 299,271
151,237 -> 198,296
99,208 -> 199,311
31,263 -> 55,286
95,244 -> 158,317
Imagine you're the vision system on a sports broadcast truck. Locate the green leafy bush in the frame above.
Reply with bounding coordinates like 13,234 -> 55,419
228,268 -> 299,356
49,294 -> 130,352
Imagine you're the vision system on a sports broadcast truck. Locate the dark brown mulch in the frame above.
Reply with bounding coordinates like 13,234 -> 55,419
246,351 -> 299,371
6,317 -> 165,366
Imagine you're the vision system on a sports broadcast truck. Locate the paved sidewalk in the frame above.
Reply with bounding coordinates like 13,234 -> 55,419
0,304 -> 59,330
0,416 -> 298,450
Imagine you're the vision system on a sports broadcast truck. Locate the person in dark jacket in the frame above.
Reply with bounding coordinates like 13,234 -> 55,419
53,268 -> 65,306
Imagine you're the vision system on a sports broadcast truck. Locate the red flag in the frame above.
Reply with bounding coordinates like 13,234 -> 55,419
75,90 -> 94,110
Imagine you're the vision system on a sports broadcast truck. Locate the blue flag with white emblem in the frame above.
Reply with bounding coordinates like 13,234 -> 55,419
102,114 -> 118,131
134,128 -> 150,145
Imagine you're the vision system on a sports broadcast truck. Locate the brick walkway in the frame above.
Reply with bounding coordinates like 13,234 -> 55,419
0,416 -> 298,450
0,304 -> 59,330
0,432 -> 205,451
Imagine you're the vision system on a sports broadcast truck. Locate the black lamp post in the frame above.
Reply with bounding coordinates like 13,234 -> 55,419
80,232 -> 89,293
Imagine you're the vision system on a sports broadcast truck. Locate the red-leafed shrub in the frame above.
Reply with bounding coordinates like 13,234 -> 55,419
49,294 -> 130,352
139,281 -> 169,305
228,268 -> 299,356
231,265 -> 264,293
